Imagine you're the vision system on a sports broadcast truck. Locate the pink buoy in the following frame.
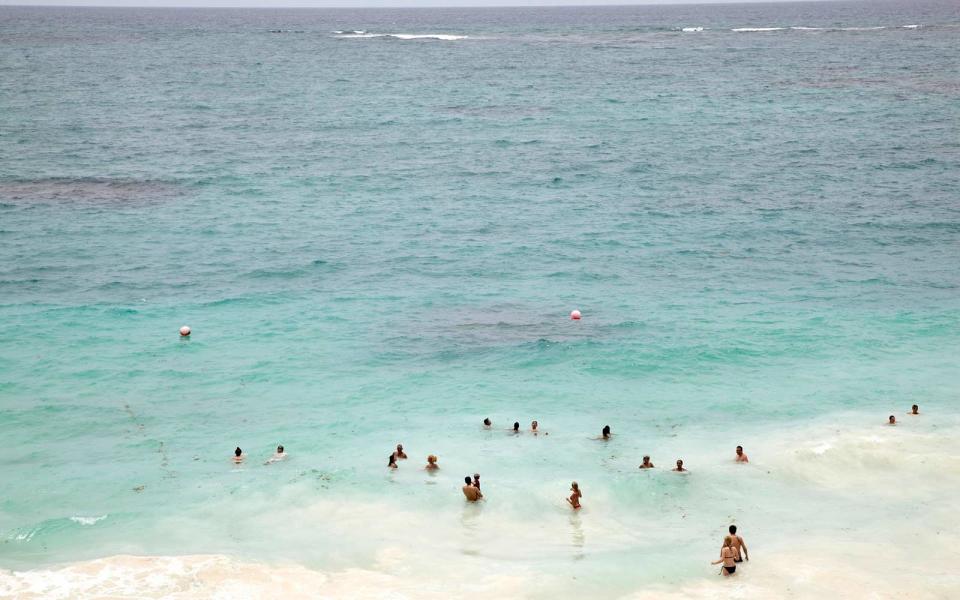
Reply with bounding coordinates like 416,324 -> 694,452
179,325 -> 191,337
570,310 -> 581,320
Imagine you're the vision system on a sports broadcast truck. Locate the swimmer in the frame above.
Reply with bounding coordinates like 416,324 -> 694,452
735,446 -> 749,463
888,415 -> 896,426
395,444 -> 408,459
567,481 -> 582,509
388,453 -> 398,469
425,455 -> 439,470
600,425 -> 611,440
909,404 -> 919,415
483,418 -> 492,428
728,525 -> 749,562
232,447 -> 244,464
462,476 -> 483,501
265,444 -> 286,464
712,535 -> 738,576
673,459 -> 687,472
473,473 -> 481,490
511,421 -> 520,434
531,420 -> 539,434
639,455 -> 655,469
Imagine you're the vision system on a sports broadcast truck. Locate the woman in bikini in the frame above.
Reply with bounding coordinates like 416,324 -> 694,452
566,481 -> 582,509
712,535 -> 737,576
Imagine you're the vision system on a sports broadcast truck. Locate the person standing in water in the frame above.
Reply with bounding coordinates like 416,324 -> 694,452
232,447 -> 244,464
639,456 -> 655,469
735,446 -> 749,463
727,525 -> 749,562
473,473 -> 481,490
567,482 -> 582,509
425,455 -> 439,470
712,536 -> 738,576
462,476 -> 483,501
394,444 -> 408,459
673,459 -> 687,472
388,454 -> 398,469
531,420 -> 539,434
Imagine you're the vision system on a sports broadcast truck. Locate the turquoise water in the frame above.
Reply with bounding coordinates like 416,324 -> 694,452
1,2 -> 960,597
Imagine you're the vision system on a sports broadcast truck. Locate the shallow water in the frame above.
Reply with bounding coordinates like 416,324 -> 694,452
1,1 -> 959,597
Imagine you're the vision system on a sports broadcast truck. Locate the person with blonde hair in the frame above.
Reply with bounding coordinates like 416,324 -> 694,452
425,455 -> 439,470
712,535 -> 738,575
567,481 -> 582,509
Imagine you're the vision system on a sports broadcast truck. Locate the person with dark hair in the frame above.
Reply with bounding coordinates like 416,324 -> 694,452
265,444 -> 286,464
601,425 -> 611,439
394,444 -> 408,459
888,415 -> 897,426
473,473 -> 481,490
639,456 -> 655,469
728,525 -> 749,562
483,418 -> 492,428
673,459 -> 687,472
511,422 -> 520,434
462,476 -> 482,501
910,404 -> 919,415
735,446 -> 749,463
232,447 -> 244,464
388,453 -> 398,469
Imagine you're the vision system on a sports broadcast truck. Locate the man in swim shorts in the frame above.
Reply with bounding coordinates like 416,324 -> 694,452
462,476 -> 483,501
728,525 -> 749,562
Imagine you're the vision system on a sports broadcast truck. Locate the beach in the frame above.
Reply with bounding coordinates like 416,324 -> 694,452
1,1 -> 959,597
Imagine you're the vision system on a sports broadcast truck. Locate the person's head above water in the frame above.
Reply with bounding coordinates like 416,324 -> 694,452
234,447 -> 242,457
531,420 -> 538,430
464,476 -> 472,484
602,425 -> 611,437
889,415 -> 896,424
676,459 -> 684,468
729,524 -> 738,534
483,418 -> 491,426
513,422 -> 520,431
277,445 -> 284,453
427,454 -> 437,464
911,404 -> 919,414
736,446 -> 744,455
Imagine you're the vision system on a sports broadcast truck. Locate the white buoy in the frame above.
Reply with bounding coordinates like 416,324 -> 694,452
179,325 -> 191,337
570,310 -> 582,320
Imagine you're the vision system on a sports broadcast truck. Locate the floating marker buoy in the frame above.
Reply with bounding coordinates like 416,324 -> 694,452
179,326 -> 191,337
570,310 -> 581,320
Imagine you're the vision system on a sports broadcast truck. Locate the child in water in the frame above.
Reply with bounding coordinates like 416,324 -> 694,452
567,481 -> 582,509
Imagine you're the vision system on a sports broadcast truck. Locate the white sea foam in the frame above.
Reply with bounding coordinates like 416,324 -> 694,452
902,24 -> 921,29
681,27 -> 704,33
69,515 -> 107,526
731,27 -> 787,32
334,33 -> 469,41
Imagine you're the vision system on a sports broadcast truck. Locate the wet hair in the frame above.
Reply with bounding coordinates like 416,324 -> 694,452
643,455 -> 650,461
465,476 -> 472,484
234,447 -> 242,457
889,415 -> 895,421
736,445 -> 743,451
277,445 -> 284,452
483,418 -> 491,425
729,525 -> 737,534
602,425 -> 611,436
677,459 -> 683,465
397,443 -> 403,450
513,422 -> 520,430
912,404 -> 918,410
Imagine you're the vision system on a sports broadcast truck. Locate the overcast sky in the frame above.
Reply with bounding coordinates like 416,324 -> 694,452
0,0 -> 820,7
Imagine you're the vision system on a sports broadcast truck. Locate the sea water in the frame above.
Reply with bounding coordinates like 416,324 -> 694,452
1,1 -> 959,597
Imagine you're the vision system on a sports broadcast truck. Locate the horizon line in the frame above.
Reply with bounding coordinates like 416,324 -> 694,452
0,0 -> 846,9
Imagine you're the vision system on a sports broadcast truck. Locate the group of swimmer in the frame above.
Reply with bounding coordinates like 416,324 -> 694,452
888,404 -> 921,425
229,405 -> 919,577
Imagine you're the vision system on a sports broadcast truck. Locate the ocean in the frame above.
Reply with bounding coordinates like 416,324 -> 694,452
1,1 -> 959,597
